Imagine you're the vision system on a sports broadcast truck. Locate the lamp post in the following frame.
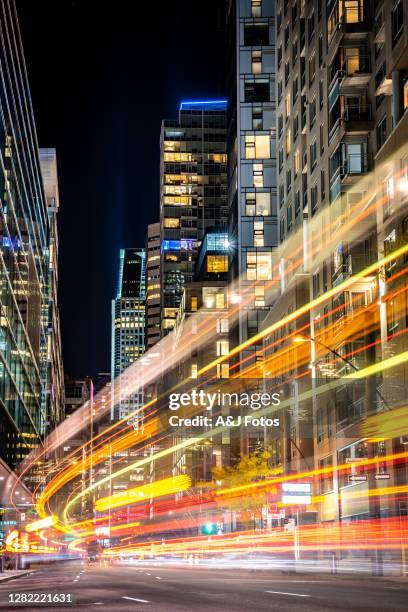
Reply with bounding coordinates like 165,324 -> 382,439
293,332 -> 387,575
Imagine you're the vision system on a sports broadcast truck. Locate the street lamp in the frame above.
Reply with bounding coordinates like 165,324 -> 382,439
294,332 -> 390,575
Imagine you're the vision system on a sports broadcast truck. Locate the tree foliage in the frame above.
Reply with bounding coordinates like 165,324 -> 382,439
212,452 -> 272,521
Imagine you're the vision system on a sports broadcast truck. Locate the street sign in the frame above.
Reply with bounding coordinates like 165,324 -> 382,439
348,474 -> 367,482
374,473 -> 390,480
281,482 -> 311,505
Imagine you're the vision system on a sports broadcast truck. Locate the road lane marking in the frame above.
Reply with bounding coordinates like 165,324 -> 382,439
146,572 -> 151,575
122,596 -> 150,603
155,576 -> 161,579
266,591 -> 311,598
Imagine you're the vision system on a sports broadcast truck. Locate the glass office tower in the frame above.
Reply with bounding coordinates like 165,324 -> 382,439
159,100 -> 228,334
0,0 -> 61,470
111,248 -> 146,422
39,148 -> 64,433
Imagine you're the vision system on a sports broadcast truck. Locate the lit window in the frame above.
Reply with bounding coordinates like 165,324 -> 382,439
246,193 -> 256,216
246,251 -> 272,280
217,318 -> 229,333
216,363 -> 229,379
254,220 -> 264,247
252,50 -> 262,74
254,285 -> 265,307
191,296 -> 198,311
191,364 -> 198,379
245,135 -> 270,159
404,79 -> 408,110
216,340 -> 229,356
253,163 -> 264,187
207,255 -> 228,273
163,152 -> 192,162
285,128 -> 291,155
294,149 -> 300,175
163,195 -> 191,206
256,192 -> 271,215
251,0 -> 262,17
203,287 -> 225,309
246,192 -> 271,216
216,293 -> 225,309
164,218 -> 180,228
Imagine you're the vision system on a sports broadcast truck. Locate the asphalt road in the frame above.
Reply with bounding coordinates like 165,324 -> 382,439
0,561 -> 407,611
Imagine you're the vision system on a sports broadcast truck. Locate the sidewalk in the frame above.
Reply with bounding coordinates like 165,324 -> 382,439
0,570 -> 33,584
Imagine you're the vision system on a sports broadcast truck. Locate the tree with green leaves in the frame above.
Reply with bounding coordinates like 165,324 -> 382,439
212,452 -> 274,529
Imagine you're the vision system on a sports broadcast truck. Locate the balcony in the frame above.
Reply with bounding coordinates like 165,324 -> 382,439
329,152 -> 369,201
341,104 -> 373,132
332,252 -> 372,287
339,55 -> 371,90
327,1 -> 371,54
332,253 -> 352,287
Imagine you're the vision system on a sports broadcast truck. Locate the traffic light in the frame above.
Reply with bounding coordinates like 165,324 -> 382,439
201,522 -> 217,535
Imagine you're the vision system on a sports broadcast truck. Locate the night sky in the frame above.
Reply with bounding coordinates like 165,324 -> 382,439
16,0 -> 226,379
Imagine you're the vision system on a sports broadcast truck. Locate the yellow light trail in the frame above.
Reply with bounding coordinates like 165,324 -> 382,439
62,437 -> 202,523
344,350 -> 408,379
95,476 -> 191,512
41,243 -> 408,533
197,242 -> 408,378
25,515 -> 58,533
60,347 -> 408,528
215,449 -> 408,499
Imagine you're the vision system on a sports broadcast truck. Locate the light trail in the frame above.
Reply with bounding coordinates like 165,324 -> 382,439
95,476 -> 192,512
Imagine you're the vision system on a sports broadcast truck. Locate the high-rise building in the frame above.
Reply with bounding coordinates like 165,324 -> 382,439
111,248 -> 146,421
145,222 -> 161,350
159,100 -> 228,334
271,0 -> 408,528
39,149 -> 64,432
64,377 -> 93,419
226,0 -> 278,454
162,229 -> 231,492
0,0 -> 63,471
226,0 -> 278,356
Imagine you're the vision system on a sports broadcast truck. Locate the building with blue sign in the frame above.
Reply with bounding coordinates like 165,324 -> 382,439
159,100 -> 228,333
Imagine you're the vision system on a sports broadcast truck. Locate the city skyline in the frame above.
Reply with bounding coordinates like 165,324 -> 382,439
0,1 -> 408,608
16,0 -> 226,379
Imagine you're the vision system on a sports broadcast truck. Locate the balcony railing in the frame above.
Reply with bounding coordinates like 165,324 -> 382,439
342,104 -> 372,122
328,0 -> 368,43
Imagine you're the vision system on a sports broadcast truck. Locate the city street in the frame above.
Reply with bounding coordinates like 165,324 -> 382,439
0,562 -> 407,611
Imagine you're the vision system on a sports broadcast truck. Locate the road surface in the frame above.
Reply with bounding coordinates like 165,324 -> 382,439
0,561 -> 407,610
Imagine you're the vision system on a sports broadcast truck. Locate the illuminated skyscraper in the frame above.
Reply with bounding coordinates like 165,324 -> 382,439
226,0 -> 278,455
0,1 -> 64,471
145,222 -> 161,350
111,248 -> 146,421
39,148 -> 64,433
227,0 -> 278,356
159,100 -> 228,334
